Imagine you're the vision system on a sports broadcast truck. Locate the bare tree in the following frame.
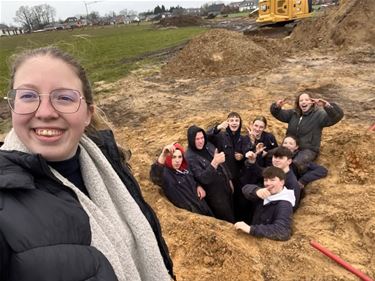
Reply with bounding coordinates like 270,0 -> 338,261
14,4 -> 56,31
31,5 -> 43,28
119,9 -> 137,16
14,6 -> 33,32
41,4 -> 56,24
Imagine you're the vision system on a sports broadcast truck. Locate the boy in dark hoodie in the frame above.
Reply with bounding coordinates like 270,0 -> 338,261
206,112 -> 252,222
234,166 -> 295,241
185,125 -> 235,223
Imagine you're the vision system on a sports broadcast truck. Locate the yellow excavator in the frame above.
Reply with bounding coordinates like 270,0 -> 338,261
256,0 -> 312,23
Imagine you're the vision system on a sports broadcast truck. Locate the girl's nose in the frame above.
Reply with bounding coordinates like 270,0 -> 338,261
34,96 -> 59,119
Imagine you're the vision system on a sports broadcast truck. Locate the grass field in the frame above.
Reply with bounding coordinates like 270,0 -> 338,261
0,23 -> 206,96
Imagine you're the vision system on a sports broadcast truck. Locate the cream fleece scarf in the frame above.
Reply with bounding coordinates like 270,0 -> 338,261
1,129 -> 170,281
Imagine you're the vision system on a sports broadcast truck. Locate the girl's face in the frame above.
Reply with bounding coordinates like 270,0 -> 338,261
252,120 -> 266,137
299,93 -> 313,113
11,55 -> 93,161
171,149 -> 183,170
227,116 -> 240,132
282,137 -> 298,153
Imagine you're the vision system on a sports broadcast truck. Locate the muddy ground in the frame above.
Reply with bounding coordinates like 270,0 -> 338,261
96,1 -> 375,280
1,1 -> 375,280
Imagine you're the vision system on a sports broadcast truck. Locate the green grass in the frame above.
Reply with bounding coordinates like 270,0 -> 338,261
0,23 -> 207,96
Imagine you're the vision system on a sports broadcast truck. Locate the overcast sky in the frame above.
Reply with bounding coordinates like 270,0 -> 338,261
1,0 -> 229,26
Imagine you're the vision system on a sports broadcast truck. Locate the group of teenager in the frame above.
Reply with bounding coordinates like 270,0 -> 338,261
150,94 -> 344,241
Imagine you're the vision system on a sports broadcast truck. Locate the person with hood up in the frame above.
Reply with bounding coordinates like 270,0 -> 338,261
206,112 -> 252,222
150,143 -> 214,217
234,166 -> 295,241
185,125 -> 235,223
270,92 -> 344,172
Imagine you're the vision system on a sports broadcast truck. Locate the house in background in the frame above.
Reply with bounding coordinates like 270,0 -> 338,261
207,3 -> 225,16
239,0 -> 259,11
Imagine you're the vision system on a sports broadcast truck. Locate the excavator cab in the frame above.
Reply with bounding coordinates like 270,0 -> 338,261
257,0 -> 312,23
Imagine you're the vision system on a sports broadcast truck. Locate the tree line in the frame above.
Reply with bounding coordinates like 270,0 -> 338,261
14,4 -> 56,32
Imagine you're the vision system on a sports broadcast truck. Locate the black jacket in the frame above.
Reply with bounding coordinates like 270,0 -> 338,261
0,130 -> 174,281
185,125 -> 235,222
207,125 -> 251,180
242,185 -> 293,241
270,103 -> 344,152
150,162 -> 214,216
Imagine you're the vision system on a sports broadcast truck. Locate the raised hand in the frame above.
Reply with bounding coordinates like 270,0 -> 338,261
162,143 -> 175,156
245,151 -> 257,163
217,120 -> 229,130
255,142 -> 266,155
256,188 -> 271,199
246,125 -> 256,143
276,98 -> 288,108
311,98 -> 331,107
234,152 -> 244,161
211,148 -> 225,168
158,143 -> 176,165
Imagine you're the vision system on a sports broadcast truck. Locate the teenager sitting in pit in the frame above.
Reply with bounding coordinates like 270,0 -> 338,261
282,135 -> 328,189
206,112 -> 252,222
234,166 -> 295,241
150,143 -> 214,217
244,116 -> 278,167
241,146 -> 302,210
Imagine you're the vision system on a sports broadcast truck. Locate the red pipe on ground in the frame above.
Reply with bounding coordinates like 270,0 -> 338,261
310,240 -> 374,281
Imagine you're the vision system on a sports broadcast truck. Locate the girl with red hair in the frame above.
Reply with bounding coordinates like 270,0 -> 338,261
150,143 -> 214,217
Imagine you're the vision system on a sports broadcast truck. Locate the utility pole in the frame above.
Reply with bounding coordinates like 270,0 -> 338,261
84,1 -> 102,21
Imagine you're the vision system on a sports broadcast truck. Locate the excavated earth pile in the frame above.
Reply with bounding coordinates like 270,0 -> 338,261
157,15 -> 204,27
162,28 -> 283,78
288,0 -> 375,50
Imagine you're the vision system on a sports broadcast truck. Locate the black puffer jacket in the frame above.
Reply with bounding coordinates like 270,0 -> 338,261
0,130 -> 174,281
270,103 -> 344,152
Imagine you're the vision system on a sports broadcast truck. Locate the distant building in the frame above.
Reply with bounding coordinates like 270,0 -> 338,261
0,24 -> 9,36
207,3 -> 225,15
228,1 -> 244,8
239,1 -> 258,11
184,8 -> 202,16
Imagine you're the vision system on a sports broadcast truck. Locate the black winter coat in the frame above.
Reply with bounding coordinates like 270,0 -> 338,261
150,162 -> 214,216
207,125 -> 251,180
270,103 -> 344,153
0,130 -> 174,281
185,143 -> 235,223
242,185 -> 293,241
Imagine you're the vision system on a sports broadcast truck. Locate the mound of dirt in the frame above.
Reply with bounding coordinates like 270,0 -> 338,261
289,0 -> 375,50
157,15 -> 204,27
162,29 -> 283,78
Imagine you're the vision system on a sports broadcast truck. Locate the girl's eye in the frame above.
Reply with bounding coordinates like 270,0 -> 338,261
18,90 -> 38,100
